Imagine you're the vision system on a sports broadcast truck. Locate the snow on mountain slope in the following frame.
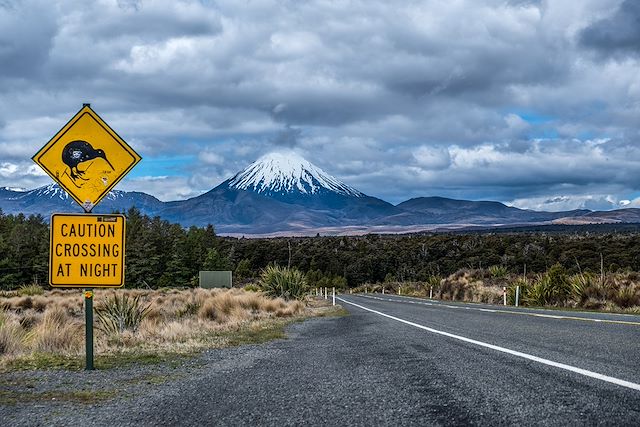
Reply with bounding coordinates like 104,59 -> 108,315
28,183 -> 126,201
227,152 -> 363,197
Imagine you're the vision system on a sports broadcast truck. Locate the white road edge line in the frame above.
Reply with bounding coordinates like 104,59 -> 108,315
337,296 -> 640,392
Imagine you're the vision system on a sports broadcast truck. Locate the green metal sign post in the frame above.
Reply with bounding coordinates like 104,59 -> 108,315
85,289 -> 94,370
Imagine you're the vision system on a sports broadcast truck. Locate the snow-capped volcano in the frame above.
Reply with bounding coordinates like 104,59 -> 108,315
227,152 -> 363,198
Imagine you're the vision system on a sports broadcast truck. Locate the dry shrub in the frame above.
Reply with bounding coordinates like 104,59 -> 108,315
49,290 -> 68,297
198,293 -> 238,323
164,291 -> 204,318
0,311 -> 25,355
612,285 -> 640,308
263,298 -> 288,313
476,287 -> 503,304
275,300 -> 304,317
439,270 -> 476,301
196,291 -> 303,323
14,297 -> 33,311
29,307 -> 82,354
19,312 -> 41,331
145,304 -> 164,321
150,320 -> 197,342
236,292 -> 267,312
583,297 -> 605,310
31,296 -> 48,312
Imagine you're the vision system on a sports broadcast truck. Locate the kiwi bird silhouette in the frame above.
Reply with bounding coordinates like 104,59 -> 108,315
62,140 -> 114,181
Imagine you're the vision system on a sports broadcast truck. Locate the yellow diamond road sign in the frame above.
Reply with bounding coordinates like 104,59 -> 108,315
32,105 -> 141,211
49,213 -> 126,288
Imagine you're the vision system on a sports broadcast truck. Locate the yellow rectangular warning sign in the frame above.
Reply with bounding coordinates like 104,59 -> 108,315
49,213 -> 126,288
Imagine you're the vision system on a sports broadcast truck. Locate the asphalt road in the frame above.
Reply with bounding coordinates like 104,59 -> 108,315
4,294 -> 640,426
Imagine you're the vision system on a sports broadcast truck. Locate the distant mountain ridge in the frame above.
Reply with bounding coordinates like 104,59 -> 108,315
394,197 -> 591,224
0,183 -> 164,217
2,153 -> 640,235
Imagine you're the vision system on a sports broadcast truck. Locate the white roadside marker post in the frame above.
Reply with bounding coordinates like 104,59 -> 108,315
382,287 -> 385,295
430,286 -> 433,299
515,286 -> 520,307
332,287 -> 335,306
503,287 -> 507,306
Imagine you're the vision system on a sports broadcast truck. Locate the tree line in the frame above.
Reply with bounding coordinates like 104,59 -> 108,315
2,208 -> 640,290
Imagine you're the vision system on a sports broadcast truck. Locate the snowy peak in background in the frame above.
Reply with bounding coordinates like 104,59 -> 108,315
29,183 -> 125,201
227,152 -> 363,198
31,183 -> 70,200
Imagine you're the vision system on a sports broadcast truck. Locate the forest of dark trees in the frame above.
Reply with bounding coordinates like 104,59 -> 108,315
2,207 -> 640,290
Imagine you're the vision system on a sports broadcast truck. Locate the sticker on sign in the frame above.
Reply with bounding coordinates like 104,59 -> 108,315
49,213 -> 126,287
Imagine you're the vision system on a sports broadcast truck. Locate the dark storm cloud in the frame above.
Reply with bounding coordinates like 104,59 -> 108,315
580,0 -> 640,57
270,126 -> 302,148
0,1 -> 56,78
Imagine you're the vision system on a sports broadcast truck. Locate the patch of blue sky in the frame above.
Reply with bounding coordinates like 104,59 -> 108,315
507,109 -> 554,124
504,109 -> 561,139
576,130 -> 596,140
528,128 -> 559,140
127,155 -> 196,178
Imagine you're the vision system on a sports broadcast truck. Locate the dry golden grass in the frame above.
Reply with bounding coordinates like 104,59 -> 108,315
30,307 -> 83,354
0,288 -> 311,367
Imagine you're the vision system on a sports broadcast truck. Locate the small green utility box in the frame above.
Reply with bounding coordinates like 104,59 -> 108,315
199,271 -> 232,288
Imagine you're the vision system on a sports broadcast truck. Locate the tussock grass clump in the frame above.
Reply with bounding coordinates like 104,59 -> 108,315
14,297 -> 33,311
96,294 -> 151,335
488,265 -> 508,279
0,311 -> 25,355
198,293 -> 238,323
18,284 -> 45,296
259,265 -> 308,300
438,270 -> 503,304
29,307 -> 82,354
613,285 -> 640,308
569,272 -> 595,304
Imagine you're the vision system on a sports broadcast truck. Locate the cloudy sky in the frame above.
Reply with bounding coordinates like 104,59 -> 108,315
1,0 -> 639,211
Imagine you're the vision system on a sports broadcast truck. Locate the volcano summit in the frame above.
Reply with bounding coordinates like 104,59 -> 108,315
227,152 -> 363,199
